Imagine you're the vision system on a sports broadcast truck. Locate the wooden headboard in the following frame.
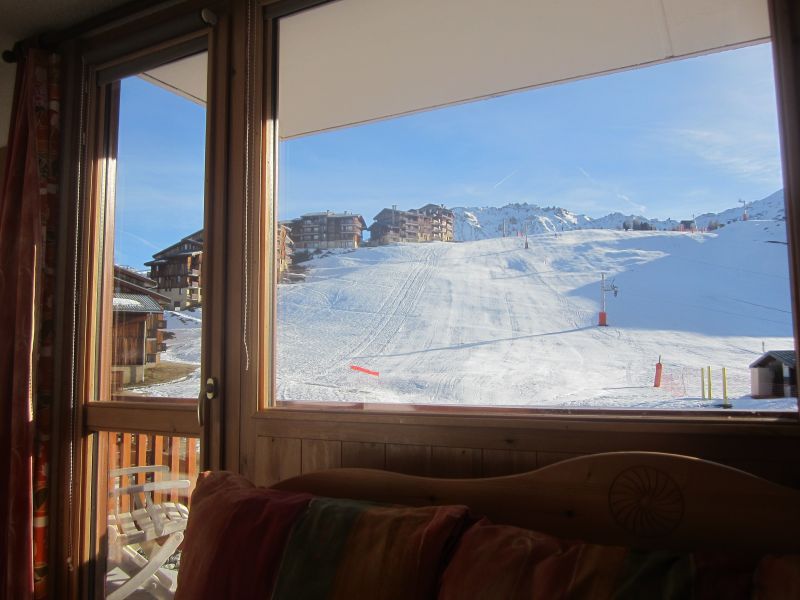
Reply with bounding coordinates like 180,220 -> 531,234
272,451 -> 800,553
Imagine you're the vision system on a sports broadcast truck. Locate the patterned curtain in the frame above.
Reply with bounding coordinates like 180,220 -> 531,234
0,48 -> 60,600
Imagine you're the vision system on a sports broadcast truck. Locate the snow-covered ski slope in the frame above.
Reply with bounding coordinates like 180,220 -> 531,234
277,220 -> 795,410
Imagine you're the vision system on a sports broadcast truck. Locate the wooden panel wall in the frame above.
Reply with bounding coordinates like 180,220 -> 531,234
251,409 -> 800,488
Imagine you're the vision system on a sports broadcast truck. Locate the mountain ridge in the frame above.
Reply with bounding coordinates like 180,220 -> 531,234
451,189 -> 785,241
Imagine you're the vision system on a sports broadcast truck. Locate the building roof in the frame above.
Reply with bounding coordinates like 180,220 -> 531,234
373,207 -> 417,221
418,203 -> 453,214
750,350 -> 796,369
114,277 -> 172,307
114,265 -> 157,287
300,211 -> 364,220
112,293 -> 165,314
184,229 -> 204,243
149,229 -> 205,261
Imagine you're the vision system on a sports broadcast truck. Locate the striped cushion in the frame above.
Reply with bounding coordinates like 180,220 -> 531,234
273,497 -> 469,600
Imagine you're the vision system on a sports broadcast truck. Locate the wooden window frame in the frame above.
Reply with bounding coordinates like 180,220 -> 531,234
52,3 -> 232,597
46,0 -> 800,596
239,0 -> 800,490
255,0 -> 800,422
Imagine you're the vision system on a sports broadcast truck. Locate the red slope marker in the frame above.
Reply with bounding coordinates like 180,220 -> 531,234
350,365 -> 379,376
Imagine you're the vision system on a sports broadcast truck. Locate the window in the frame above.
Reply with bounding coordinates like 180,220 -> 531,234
107,64 -> 206,403
48,3 -> 800,595
269,0 -> 798,414
78,40 -> 214,599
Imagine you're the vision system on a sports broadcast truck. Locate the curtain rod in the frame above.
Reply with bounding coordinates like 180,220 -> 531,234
2,0 -> 184,63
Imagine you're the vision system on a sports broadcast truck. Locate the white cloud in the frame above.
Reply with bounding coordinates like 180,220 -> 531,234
668,126 -> 781,184
577,167 -> 596,185
492,170 -> 517,189
120,230 -> 161,250
617,193 -> 646,214
571,168 -> 647,215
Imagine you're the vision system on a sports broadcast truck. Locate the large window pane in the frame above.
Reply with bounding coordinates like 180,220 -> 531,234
107,53 -> 207,402
275,42 -> 796,412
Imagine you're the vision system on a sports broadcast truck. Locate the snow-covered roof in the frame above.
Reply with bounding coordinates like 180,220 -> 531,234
112,293 -> 165,314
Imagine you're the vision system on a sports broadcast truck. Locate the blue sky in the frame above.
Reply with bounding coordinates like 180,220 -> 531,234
115,43 -> 783,269
114,77 -> 206,269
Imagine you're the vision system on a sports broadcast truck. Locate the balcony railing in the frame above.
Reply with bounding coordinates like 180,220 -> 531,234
108,432 -> 199,511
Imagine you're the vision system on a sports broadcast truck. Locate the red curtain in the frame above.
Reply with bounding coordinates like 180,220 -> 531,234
0,48 -> 60,600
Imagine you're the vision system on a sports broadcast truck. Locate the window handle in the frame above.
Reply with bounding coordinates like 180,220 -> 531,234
199,377 -> 218,427
200,8 -> 218,26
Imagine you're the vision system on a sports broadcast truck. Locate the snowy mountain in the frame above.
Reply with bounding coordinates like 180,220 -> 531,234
452,190 -> 785,241
452,204 -> 592,240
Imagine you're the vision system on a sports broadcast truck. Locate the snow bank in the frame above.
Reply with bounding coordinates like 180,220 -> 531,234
165,309 -> 202,329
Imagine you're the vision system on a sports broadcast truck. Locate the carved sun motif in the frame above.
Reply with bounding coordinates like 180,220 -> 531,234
608,466 -> 684,537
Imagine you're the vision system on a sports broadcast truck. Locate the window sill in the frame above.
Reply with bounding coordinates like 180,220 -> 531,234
265,400 -> 800,425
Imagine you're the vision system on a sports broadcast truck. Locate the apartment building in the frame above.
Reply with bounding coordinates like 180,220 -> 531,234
370,204 -> 454,245
289,211 -> 367,250
145,230 -> 204,309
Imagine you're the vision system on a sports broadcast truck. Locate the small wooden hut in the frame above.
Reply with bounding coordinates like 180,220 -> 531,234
750,350 -> 796,399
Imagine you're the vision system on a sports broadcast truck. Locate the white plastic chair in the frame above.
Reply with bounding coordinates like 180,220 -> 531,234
107,465 -> 190,600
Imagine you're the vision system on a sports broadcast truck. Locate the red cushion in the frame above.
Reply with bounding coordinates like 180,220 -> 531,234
174,471 -> 312,600
439,520 -> 594,600
440,520 -> 800,600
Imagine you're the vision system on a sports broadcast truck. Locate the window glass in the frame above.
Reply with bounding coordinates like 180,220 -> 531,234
108,53 -> 207,402
276,43 -> 795,412
91,51 -> 207,600
102,431 -> 199,598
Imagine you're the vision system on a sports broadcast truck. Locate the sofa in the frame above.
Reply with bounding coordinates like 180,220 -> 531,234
174,453 -> 800,599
